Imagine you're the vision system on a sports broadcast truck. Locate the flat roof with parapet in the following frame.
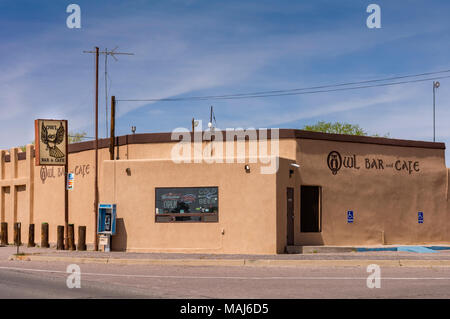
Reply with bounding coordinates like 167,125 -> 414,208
5,129 -> 445,162
67,129 -> 445,154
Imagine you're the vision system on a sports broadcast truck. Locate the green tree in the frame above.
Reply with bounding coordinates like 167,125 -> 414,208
18,131 -> 87,152
302,121 -> 389,137
19,141 -> 34,152
68,131 -> 87,144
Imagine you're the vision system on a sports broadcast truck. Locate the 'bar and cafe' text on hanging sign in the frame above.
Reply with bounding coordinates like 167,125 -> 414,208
35,119 -> 68,166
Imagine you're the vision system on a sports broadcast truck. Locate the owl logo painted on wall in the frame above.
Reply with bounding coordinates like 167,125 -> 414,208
327,151 -> 342,175
35,119 -> 68,166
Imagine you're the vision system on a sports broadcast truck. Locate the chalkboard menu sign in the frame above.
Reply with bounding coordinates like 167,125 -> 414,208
155,187 -> 218,222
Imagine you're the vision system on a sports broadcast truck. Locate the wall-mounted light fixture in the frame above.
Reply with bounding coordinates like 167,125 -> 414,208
126,168 -> 131,176
289,162 -> 299,178
244,164 -> 250,173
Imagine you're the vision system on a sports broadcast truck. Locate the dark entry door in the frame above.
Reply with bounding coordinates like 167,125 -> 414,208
286,188 -> 294,245
300,186 -> 321,232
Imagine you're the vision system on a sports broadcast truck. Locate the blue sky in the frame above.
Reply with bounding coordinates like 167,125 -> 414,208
1,0 -> 450,163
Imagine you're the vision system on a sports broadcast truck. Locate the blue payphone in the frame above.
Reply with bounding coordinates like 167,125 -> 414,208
97,204 -> 116,252
98,204 -> 116,235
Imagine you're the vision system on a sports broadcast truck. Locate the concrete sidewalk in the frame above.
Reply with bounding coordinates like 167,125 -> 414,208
4,246 -> 450,268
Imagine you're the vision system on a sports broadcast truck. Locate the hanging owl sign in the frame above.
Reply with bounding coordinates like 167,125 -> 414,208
35,119 -> 68,166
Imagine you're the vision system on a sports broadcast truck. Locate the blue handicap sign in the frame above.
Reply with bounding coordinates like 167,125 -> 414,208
418,211 -> 424,224
347,210 -> 354,223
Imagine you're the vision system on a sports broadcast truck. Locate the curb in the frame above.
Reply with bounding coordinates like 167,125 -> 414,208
8,254 -> 450,268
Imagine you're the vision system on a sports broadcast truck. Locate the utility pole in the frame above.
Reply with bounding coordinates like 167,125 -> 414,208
64,139 -> 69,250
210,106 -> 213,129
94,46 -> 99,251
83,47 -> 133,250
110,96 -> 116,161
83,47 -> 100,251
433,81 -> 440,142
208,105 -> 216,131
94,46 -> 100,251
105,49 -> 109,138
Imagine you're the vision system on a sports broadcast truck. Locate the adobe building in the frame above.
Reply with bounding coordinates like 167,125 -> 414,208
0,129 -> 448,254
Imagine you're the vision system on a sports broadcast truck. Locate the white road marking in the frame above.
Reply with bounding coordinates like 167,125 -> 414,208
0,266 -> 450,280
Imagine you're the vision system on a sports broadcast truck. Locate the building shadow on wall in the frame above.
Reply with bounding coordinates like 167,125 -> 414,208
111,218 -> 127,251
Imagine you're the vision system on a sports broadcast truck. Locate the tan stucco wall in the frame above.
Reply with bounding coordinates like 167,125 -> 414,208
126,138 -> 295,162
275,158 -> 299,253
0,146 -> 33,245
100,158 -> 277,254
294,139 -> 449,246
0,134 -> 448,253
0,136 -> 287,249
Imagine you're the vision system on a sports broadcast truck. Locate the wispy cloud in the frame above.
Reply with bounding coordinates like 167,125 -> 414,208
0,0 -> 449,167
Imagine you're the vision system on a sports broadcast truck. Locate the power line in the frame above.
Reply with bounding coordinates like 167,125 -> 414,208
117,69 -> 450,102
201,75 -> 450,100
68,135 -> 94,139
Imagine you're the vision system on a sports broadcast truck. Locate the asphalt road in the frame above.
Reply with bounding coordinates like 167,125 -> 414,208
1,258 -> 450,298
